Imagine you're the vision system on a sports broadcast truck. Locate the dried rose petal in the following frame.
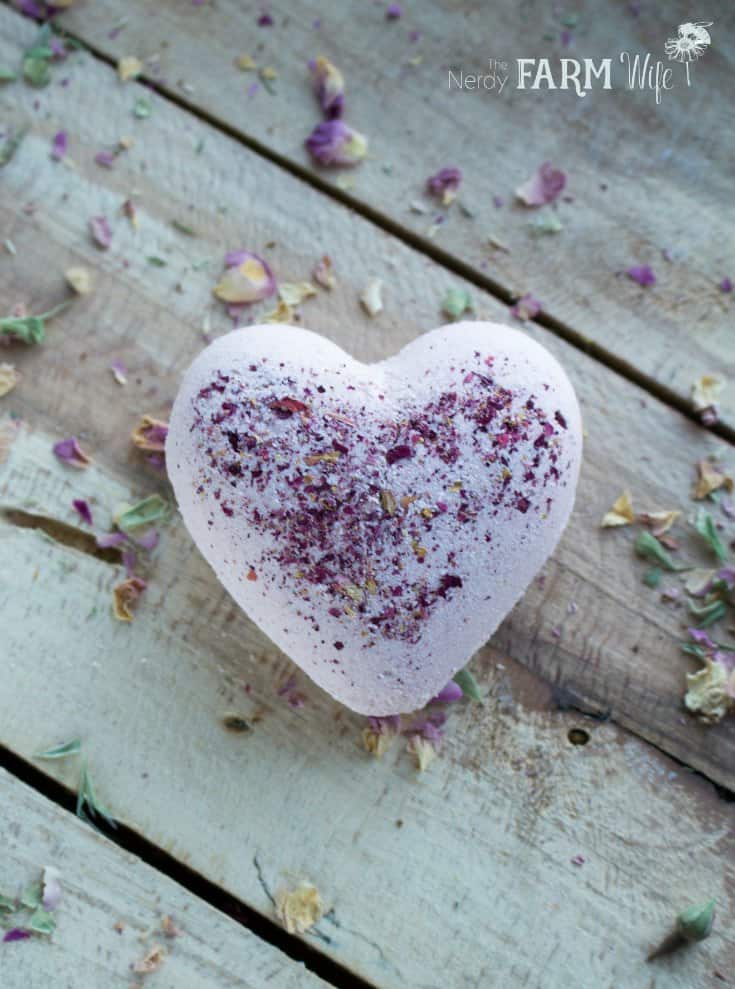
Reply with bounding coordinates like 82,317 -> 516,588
516,162 -> 566,206
131,414 -> 169,453
312,255 -> 336,289
510,293 -> 541,321
3,928 -> 30,943
386,2 -> 402,18
626,265 -> 656,287
65,266 -> 93,295
305,120 -> 368,166
72,498 -> 93,525
213,251 -> 276,304
0,363 -> 20,397
53,437 -> 92,469
42,866 -> 62,911
719,277 -> 733,293
89,215 -> 112,249
51,130 -> 68,161
110,359 -> 127,385
94,150 -> 116,168
112,575 -> 147,621
96,531 -> 127,549
117,55 -> 142,81
310,55 -> 344,118
426,166 -> 462,206
431,680 -> 463,704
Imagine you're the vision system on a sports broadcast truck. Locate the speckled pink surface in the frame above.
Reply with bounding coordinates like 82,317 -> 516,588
167,322 -> 582,714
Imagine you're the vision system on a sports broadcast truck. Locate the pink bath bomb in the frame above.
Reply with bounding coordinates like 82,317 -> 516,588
167,323 -> 582,714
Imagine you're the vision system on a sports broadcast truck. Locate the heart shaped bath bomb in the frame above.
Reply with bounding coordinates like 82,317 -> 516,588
167,322 -> 581,714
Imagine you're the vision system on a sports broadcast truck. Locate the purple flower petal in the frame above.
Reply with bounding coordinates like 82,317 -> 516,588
96,531 -> 127,549
89,215 -> 112,250
305,120 -> 368,166
426,166 -> 462,205
42,866 -> 62,911
516,162 -> 567,206
257,12 -> 273,26
214,252 -> 277,304
386,3 -> 402,19
310,56 -> 344,119
122,548 -> 137,577
110,359 -> 128,385
3,928 -> 30,943
94,150 -> 116,168
53,437 -> 92,469
51,130 -> 68,161
626,265 -> 656,287
431,680 -> 463,704
128,527 -> 159,551
72,498 -> 93,525
510,293 -> 542,321
49,37 -> 66,59
719,277 -> 733,293
689,628 -> 716,649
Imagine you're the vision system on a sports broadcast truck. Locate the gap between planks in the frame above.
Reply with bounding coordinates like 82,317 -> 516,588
9,0 -> 735,448
0,742 -> 377,989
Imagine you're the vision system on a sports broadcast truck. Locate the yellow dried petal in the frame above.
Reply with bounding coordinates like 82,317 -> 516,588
638,509 -> 680,536
601,490 -> 634,527
0,363 -> 20,398
362,727 -> 394,758
236,54 -> 256,71
407,735 -> 437,772
112,577 -> 146,622
359,278 -> 383,316
260,66 -> 278,81
117,55 -> 143,82
693,458 -> 733,500
279,281 -> 317,306
262,300 -> 294,324
684,660 -> 732,724
65,266 -> 93,295
275,884 -> 323,935
691,374 -> 724,412
132,945 -> 166,974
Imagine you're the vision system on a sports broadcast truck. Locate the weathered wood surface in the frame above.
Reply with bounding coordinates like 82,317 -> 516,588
1,6 -> 734,987
55,0 -> 735,430
0,768 -> 330,989
1,5 -> 733,786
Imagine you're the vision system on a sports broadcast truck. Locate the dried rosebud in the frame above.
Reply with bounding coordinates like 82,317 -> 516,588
310,55 -> 344,118
305,120 -> 368,166
112,576 -> 147,622
213,251 -> 276,304
426,166 -> 462,206
131,415 -> 169,453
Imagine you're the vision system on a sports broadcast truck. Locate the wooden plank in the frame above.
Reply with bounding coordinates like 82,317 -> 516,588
0,8 -> 734,985
0,767 -> 330,989
53,0 -> 735,430
0,4 -> 733,786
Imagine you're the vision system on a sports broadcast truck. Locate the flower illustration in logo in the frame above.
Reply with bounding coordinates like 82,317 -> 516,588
665,21 -> 713,86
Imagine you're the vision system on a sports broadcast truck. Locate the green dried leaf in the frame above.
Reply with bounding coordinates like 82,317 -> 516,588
642,566 -> 662,588
694,509 -> 727,564
28,907 -> 56,936
116,494 -> 169,533
172,220 -> 196,236
453,667 -> 483,703
34,738 -> 82,760
529,214 -> 563,236
0,128 -> 28,168
688,598 -> 727,627
0,894 -> 16,912
0,301 -> 71,344
23,55 -> 51,87
0,67 -> 17,82
77,761 -> 117,829
442,287 -> 473,321
133,96 -> 152,118
147,256 -> 167,267
20,882 -> 42,911
634,531 -> 680,571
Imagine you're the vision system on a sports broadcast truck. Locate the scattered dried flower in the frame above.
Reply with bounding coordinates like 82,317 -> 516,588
360,278 -> 383,316
65,266 -> 93,295
310,55 -> 344,118
213,251 -> 276,304
510,293 -> 541,321
426,166 -> 462,206
692,457 -> 733,500
131,415 -> 169,453
133,944 -> 166,974
516,162 -> 566,206
50,130 -> 67,161
89,215 -> 112,250
110,359 -> 127,385
442,287 -> 473,320
41,867 -> 61,912
691,374 -> 725,425
407,734 -> 438,772
275,883 -> 324,934
117,55 -> 142,81
0,363 -> 20,397
279,282 -> 317,306
305,120 -> 368,166
312,255 -> 336,289
53,437 -> 92,469
626,265 -> 656,287
72,498 -> 93,525
112,575 -> 147,621
601,491 -> 635,527
638,509 -> 680,536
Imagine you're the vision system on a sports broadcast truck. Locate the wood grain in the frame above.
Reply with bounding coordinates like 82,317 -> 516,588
1,7 -> 735,985
54,0 -> 735,430
0,768 -> 330,988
